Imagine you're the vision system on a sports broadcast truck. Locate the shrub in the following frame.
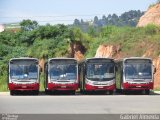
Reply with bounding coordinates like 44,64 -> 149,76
144,24 -> 160,35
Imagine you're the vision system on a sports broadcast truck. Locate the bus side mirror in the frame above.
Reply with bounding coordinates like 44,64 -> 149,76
115,65 -> 118,71
153,66 -> 157,74
39,65 -> 42,73
44,64 -> 48,74
84,64 -> 86,74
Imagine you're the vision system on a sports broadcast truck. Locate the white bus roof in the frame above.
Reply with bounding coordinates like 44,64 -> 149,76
48,58 -> 77,61
124,57 -> 151,60
86,57 -> 114,60
115,57 -> 152,62
9,57 -> 38,61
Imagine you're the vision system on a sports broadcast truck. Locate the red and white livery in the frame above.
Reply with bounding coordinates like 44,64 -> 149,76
8,58 -> 40,95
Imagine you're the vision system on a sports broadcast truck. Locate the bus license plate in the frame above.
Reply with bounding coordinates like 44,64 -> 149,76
136,86 -> 141,88
98,86 -> 104,88
61,86 -> 66,88
22,86 -> 27,88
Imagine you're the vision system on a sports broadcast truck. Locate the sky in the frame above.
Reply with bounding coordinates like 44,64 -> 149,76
0,0 -> 157,25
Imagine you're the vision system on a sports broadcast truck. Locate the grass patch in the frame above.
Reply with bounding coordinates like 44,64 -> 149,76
85,26 -> 160,58
154,87 -> 160,91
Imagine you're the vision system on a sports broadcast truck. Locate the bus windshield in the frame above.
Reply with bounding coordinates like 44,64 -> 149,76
49,64 -> 77,81
86,62 -> 115,80
125,63 -> 152,79
10,61 -> 38,81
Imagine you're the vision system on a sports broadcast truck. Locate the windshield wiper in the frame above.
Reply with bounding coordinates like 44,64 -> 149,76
57,80 -> 70,82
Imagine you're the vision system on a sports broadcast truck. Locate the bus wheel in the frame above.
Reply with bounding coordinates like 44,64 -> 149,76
123,90 -> 129,95
80,89 -> 83,94
109,90 -> 114,95
145,90 -> 150,95
80,89 -> 85,94
45,89 -> 50,95
70,90 -> 75,95
116,89 -> 123,94
33,90 -> 39,95
10,90 -> 15,95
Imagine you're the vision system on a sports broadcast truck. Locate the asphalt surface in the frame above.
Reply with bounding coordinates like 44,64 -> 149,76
0,92 -> 160,114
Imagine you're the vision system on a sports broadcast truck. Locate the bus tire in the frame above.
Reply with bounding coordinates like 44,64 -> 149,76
10,90 -> 15,95
70,90 -> 75,95
109,90 -> 114,95
80,89 -> 84,94
82,90 -> 87,95
123,90 -> 129,95
33,90 -> 39,95
145,90 -> 150,95
45,89 -> 52,95
116,89 -> 122,93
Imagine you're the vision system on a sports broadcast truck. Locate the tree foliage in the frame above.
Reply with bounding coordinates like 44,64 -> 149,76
72,10 -> 144,32
20,19 -> 38,31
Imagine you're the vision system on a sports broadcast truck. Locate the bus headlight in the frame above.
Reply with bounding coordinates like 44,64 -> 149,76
85,79 -> 94,85
108,80 -> 115,86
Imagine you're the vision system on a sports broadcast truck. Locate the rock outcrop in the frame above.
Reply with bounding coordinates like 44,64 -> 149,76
95,44 -> 120,58
69,41 -> 86,61
137,4 -> 160,27
153,57 -> 160,89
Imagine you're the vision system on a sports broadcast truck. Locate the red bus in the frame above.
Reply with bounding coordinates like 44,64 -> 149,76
8,58 -> 40,95
44,58 -> 79,94
79,58 -> 116,94
116,57 -> 155,94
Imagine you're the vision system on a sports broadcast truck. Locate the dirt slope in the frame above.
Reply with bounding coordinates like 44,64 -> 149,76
95,44 -> 121,59
137,4 -> 160,27
69,41 -> 85,61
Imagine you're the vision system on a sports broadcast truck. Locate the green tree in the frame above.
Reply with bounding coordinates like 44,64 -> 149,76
73,19 -> 81,26
20,19 -> 38,31
35,24 -> 69,39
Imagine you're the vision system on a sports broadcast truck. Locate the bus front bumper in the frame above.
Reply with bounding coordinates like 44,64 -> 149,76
8,83 -> 39,91
123,82 -> 153,90
47,83 -> 78,91
85,84 -> 115,91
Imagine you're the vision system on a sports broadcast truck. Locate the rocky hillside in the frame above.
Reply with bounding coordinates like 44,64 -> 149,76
95,45 -> 120,58
137,3 -> 160,27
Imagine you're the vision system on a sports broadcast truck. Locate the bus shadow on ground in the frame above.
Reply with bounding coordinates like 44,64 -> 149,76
11,91 -> 79,96
115,90 -> 159,95
43,91 -> 77,96
79,91 -> 114,95
41,91 -> 116,96
10,91 -> 159,96
10,91 -> 39,96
